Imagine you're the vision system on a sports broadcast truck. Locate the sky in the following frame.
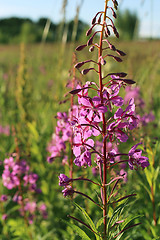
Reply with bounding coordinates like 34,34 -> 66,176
0,0 -> 159,38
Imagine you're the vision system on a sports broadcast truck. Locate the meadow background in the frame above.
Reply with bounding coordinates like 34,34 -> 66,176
0,0 -> 160,239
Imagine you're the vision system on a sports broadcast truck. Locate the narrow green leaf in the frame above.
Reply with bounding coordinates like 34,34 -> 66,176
40,230 -> 55,240
96,217 -> 104,230
121,214 -> 143,230
153,166 -> 160,182
74,202 -> 100,240
144,168 -> 152,187
62,219 -> 91,240
139,181 -> 152,200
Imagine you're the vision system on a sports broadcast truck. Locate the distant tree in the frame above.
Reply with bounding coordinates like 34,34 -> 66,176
0,17 -> 89,44
20,22 -> 37,43
115,9 -> 139,40
62,20 -> 89,42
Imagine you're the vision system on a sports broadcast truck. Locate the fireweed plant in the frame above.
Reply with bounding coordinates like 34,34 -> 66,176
57,0 -> 149,239
47,53 -> 81,182
0,135 -> 47,239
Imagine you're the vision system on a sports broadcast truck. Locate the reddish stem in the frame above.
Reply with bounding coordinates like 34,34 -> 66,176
98,1 -> 109,238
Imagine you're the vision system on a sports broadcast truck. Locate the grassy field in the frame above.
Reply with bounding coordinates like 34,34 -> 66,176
0,40 -> 160,239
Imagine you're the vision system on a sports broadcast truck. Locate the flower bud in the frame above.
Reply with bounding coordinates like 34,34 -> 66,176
98,14 -> 102,24
76,44 -> 87,51
87,35 -> 94,46
122,79 -> 136,85
69,89 -> 82,95
81,69 -> 90,75
99,56 -> 106,65
92,16 -> 97,24
74,62 -> 85,69
105,27 -> 110,37
116,49 -> 126,56
89,46 -> 95,52
86,25 -> 95,36
113,56 -> 122,62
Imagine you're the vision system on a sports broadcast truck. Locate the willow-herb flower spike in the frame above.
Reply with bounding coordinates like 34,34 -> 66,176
52,0 -> 150,238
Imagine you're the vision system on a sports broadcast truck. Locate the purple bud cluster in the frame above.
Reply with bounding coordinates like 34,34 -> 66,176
1,156 -> 47,223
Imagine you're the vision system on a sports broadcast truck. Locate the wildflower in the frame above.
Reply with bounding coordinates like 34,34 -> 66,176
62,186 -> 74,197
58,174 -> 71,186
128,143 -> 149,170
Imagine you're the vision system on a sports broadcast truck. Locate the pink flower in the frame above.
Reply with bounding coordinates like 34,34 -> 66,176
58,174 -> 71,186
128,143 -> 149,170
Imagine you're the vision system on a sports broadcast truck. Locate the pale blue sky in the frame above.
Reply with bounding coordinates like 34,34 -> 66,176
0,0 -> 159,38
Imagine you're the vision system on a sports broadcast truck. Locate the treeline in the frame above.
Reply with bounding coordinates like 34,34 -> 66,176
0,10 -> 139,44
0,17 -> 89,44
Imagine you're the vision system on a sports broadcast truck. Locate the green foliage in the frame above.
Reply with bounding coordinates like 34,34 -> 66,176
62,219 -> 91,240
0,39 -> 159,239
0,17 -> 88,44
115,10 -> 139,40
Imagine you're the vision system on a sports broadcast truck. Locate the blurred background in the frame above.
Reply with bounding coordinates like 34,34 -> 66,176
0,0 -> 159,44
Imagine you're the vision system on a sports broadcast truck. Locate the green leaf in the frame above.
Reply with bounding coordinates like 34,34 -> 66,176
96,217 -> 104,230
108,201 -> 128,229
73,202 -> 100,239
153,167 -> 160,182
144,168 -> 152,187
61,219 -> 91,240
40,230 -> 56,240
139,181 -> 152,201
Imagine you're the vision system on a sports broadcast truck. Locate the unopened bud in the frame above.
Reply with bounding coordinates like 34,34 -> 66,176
87,35 -> 94,46
105,27 -> 110,37
76,44 -> 87,51
75,62 -> 85,69
92,16 -> 97,24
117,72 -> 127,78
113,56 -> 122,62
69,89 -> 82,94
109,43 -> 116,51
81,69 -> 90,75
82,67 -> 95,75
116,49 -> 126,56
99,56 -> 106,65
98,14 -> 102,24
89,46 -> 95,52
122,79 -> 136,85
86,26 -> 93,36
